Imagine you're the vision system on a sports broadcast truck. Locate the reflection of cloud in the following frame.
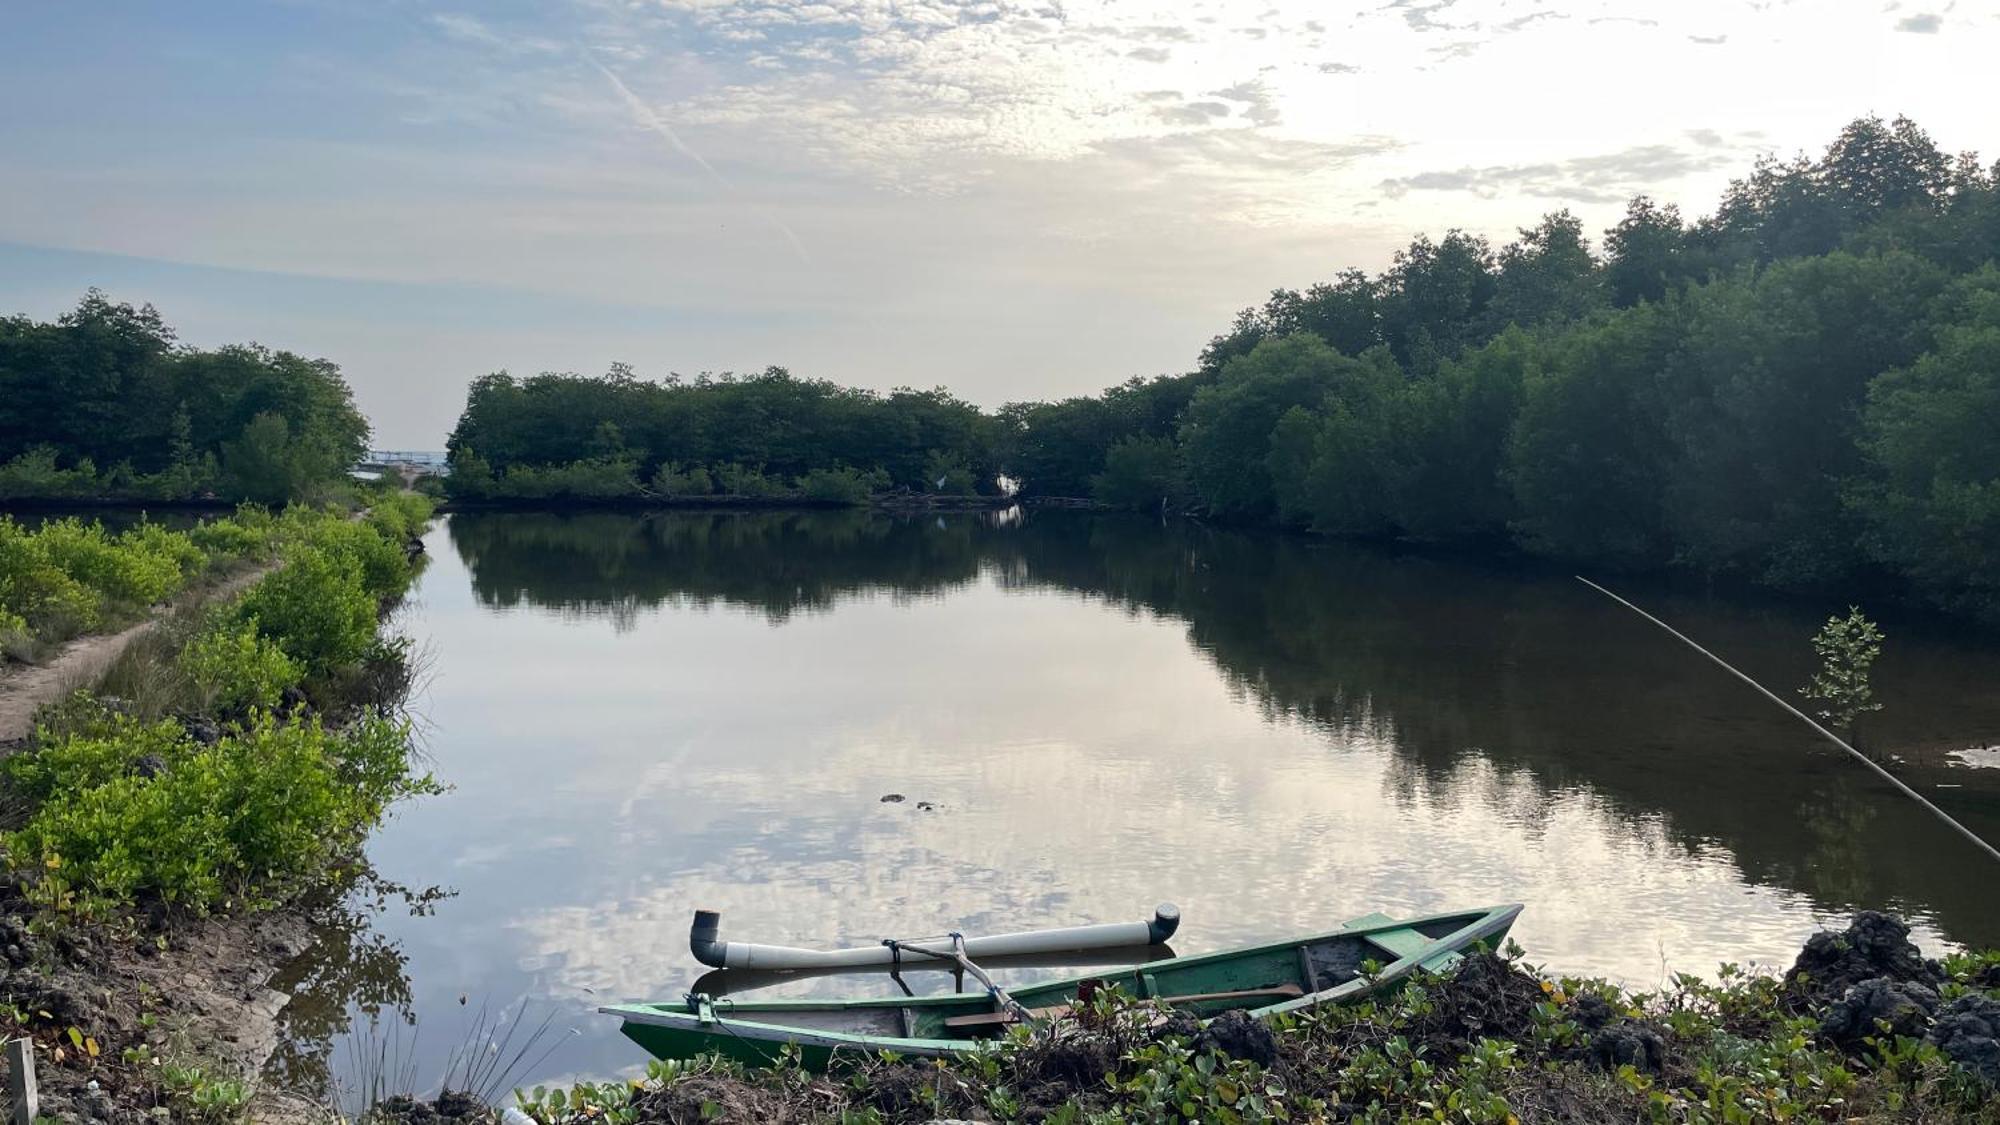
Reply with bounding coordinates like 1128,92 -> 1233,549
1895,12 -> 1943,33
1379,143 -> 1737,203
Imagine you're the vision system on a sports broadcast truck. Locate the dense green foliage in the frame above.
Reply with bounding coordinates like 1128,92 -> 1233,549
0,291 -> 370,503
446,367 -> 999,500
5,710 -> 428,916
438,116 -> 2000,622
1,516 -> 220,654
0,501 -> 436,918
503,947 -> 2000,1124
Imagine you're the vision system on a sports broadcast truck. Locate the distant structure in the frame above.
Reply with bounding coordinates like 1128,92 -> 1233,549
356,450 -> 450,486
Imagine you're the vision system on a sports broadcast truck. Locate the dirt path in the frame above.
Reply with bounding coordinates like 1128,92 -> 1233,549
0,563 -> 276,743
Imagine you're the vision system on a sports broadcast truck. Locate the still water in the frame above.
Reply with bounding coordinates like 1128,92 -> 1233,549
274,508 -> 2000,1097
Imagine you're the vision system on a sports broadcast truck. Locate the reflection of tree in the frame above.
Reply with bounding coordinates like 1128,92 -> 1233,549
449,510 -> 988,627
267,872 -> 451,1098
449,509 -> 2000,946
1798,781 -> 1880,906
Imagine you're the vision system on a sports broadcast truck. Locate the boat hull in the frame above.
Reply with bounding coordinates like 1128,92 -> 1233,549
604,903 -> 1522,1069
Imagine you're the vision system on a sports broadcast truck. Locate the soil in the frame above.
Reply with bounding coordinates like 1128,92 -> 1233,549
0,885 -> 317,1123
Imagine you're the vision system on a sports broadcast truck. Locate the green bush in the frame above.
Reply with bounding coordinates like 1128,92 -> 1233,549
796,466 -> 873,504
5,710 -> 187,801
650,462 -> 714,497
0,519 -> 102,634
190,511 -> 276,560
714,463 -> 784,498
4,711 -> 431,916
30,518 -> 190,606
364,491 -> 436,543
0,448 -> 102,500
180,615 -> 301,714
235,547 -> 378,673
300,516 -> 413,602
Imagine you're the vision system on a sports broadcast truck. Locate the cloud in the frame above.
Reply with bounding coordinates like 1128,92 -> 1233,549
1688,33 -> 1728,44
1126,45 -> 1173,62
1380,0 -> 1467,33
1894,12 -> 1943,32
1318,61 -> 1360,74
1208,80 -> 1282,126
1378,143 -> 1735,204
1155,100 -> 1232,125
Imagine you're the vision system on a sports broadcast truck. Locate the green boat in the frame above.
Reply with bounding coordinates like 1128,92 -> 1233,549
602,903 -> 1522,1068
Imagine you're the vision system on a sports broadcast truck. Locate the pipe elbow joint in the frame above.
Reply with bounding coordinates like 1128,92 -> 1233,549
690,909 -> 728,968
1148,903 -> 1181,944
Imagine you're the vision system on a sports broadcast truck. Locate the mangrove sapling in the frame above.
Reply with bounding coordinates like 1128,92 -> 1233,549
1577,577 -> 2000,867
1799,606 -> 1886,753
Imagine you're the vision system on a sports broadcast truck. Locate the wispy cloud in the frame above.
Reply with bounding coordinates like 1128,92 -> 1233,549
1378,144 -> 1738,204
586,53 -> 814,266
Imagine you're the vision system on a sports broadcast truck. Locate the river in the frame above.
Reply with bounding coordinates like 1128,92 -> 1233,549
271,508 -> 2000,1102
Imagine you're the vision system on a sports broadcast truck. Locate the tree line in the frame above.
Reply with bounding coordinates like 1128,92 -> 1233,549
0,292 -> 370,504
441,116 -> 2000,621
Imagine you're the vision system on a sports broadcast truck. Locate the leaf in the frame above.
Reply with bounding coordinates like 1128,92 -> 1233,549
67,1026 -> 84,1049
86,1036 -> 99,1058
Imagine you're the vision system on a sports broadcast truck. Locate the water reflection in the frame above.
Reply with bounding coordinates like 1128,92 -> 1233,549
285,509 -> 2000,1091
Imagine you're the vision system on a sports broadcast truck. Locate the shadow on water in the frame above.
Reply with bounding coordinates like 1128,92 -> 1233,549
446,508 -> 2000,946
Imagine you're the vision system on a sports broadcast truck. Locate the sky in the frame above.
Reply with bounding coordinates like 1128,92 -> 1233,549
1,1 -> 1995,448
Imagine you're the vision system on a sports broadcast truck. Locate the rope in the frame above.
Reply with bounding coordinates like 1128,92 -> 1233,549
1577,576 -> 2000,866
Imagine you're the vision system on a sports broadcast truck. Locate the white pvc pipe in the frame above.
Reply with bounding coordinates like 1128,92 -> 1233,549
690,906 -> 1181,970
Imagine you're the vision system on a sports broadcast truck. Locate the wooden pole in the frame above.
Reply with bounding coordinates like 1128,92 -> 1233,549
5,1037 -> 37,1125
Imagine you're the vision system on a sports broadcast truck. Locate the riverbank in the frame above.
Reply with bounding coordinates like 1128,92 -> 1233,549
0,497 -> 438,1123
435,492 -> 1029,515
386,913 -> 2000,1124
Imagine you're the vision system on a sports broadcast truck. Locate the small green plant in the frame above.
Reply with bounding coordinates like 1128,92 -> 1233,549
1800,606 -> 1886,741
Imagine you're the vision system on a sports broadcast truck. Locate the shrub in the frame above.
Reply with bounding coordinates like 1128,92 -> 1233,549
0,448 -> 101,500
31,518 -> 190,606
180,615 -> 301,714
235,547 -> 378,673
4,711 -> 431,915
650,462 -> 714,497
364,491 -> 436,543
0,519 -> 103,634
4,710 -> 188,801
190,513 -> 275,560
714,463 -> 785,498
303,516 -> 414,602
796,466 -> 873,504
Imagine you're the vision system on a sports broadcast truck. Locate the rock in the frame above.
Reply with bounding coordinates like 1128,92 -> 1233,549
1590,1020 -> 1667,1074
1926,994 -> 2000,1086
1572,994 -> 1615,1031
180,713 -> 220,745
879,793 -> 905,803
1194,1009 -> 1278,1067
916,800 -> 937,811
1152,1009 -> 1202,1043
1818,977 -> 1939,1048
131,753 -> 171,777
1784,911 -> 1943,1009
